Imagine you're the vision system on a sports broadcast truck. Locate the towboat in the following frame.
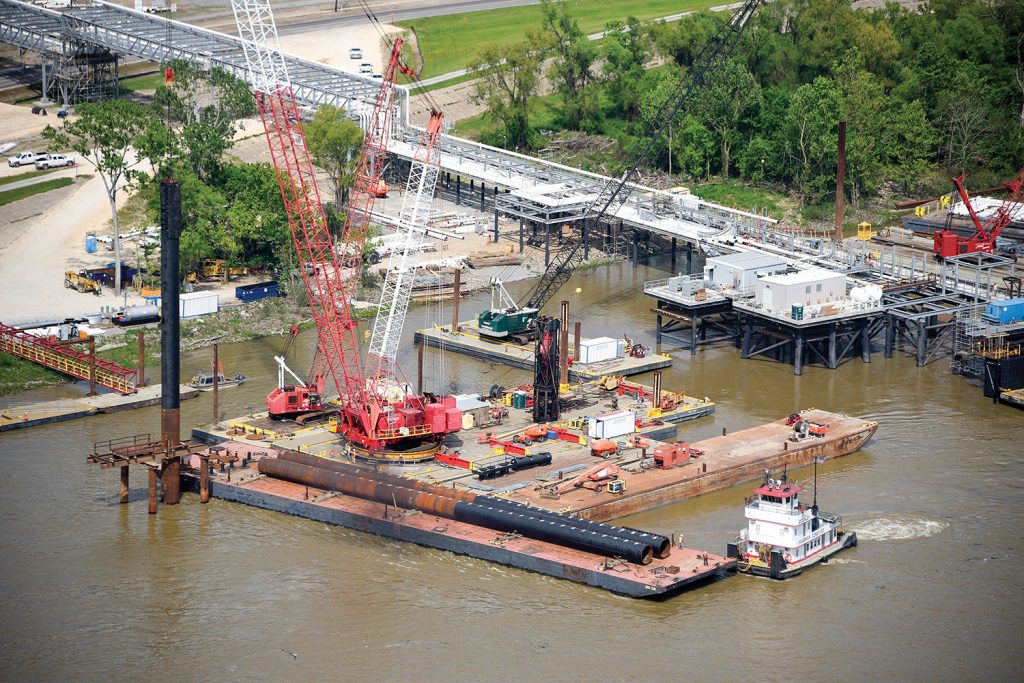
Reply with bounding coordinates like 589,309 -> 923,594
727,466 -> 856,579
188,371 -> 247,391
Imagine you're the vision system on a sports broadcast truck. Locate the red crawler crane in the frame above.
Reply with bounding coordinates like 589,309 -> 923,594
934,168 -> 1024,259
231,0 -> 459,453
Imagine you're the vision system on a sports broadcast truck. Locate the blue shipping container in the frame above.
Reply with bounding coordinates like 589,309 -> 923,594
986,297 -> 1024,324
235,280 -> 280,303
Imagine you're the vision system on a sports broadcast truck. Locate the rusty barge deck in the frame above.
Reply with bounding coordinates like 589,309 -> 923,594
182,448 -> 734,597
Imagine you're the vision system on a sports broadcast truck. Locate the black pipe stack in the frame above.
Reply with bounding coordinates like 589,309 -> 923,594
159,179 -> 182,504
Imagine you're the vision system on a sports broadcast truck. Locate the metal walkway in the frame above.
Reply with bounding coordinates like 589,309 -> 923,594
0,322 -> 137,394
0,0 -> 771,244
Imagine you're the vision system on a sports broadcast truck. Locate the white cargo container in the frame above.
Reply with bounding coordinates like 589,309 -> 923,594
755,269 -> 846,311
578,336 -> 619,364
179,291 -> 219,318
587,410 -> 636,439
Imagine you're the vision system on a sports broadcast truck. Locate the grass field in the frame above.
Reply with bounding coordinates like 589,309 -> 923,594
0,167 -> 61,187
696,180 -> 784,216
119,71 -> 165,93
400,0 -> 722,80
0,177 -> 76,206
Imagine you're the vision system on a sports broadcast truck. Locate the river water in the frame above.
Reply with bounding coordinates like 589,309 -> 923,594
1,257 -> 1021,682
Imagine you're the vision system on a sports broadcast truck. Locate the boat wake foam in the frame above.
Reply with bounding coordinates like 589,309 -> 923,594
851,514 -> 947,541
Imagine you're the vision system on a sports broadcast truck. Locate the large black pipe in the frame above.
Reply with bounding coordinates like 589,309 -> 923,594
259,458 -> 653,565
275,450 -> 670,558
159,180 -> 181,443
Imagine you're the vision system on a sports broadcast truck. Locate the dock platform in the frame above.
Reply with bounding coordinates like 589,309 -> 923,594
414,321 -> 673,380
0,384 -> 199,432
182,447 -> 735,597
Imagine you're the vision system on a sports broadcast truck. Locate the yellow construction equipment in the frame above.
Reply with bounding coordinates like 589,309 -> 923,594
201,258 -> 226,280
64,270 -> 100,295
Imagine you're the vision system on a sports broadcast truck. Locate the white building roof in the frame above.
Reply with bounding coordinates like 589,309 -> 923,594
759,268 -> 844,286
707,252 -> 786,269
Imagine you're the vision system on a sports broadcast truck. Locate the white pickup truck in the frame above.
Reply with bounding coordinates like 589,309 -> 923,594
7,151 -> 47,167
35,154 -> 75,169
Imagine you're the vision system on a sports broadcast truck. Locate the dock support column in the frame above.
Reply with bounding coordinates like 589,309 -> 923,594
119,465 -> 129,504
690,314 -> 698,355
147,467 -> 157,514
493,208 -> 499,243
632,230 -> 639,266
916,319 -> 928,367
545,224 -> 551,267
519,217 -> 524,253
583,223 -> 589,260
861,320 -> 871,363
884,314 -> 895,358
136,330 -> 145,388
574,321 -> 581,363
88,336 -> 97,396
480,181 -> 485,211
685,242 -> 693,275
559,300 -> 570,388
794,330 -> 804,376
828,324 -> 838,369
417,343 -> 424,395
740,317 -> 753,359
656,312 -> 662,344
212,343 -> 219,424
451,269 -> 462,332
456,176 -> 461,205
199,455 -> 210,504
671,237 -> 677,270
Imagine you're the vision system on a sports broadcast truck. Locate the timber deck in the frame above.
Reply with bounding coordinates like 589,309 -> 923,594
0,384 -> 199,432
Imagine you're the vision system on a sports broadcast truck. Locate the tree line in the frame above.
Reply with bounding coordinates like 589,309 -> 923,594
43,61 -> 364,293
468,0 -> 1024,208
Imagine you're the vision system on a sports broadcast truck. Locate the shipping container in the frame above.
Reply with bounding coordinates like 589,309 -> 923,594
985,297 -> 1024,324
579,336 -> 619,364
235,280 -> 280,303
179,291 -> 219,318
587,410 -> 636,439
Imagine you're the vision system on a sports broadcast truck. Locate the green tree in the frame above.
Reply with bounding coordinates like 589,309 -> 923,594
304,105 -> 365,208
468,33 -> 545,149
784,77 -> 839,204
937,63 -> 996,174
151,60 -> 256,180
697,59 -> 760,178
602,17 -> 652,119
541,0 -> 599,129
43,100 -> 158,295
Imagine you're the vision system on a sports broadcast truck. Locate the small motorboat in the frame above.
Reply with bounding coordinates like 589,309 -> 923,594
188,371 -> 247,391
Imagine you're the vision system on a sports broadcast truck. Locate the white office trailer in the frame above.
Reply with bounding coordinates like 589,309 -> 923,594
703,252 -> 788,290
587,410 -> 636,439
577,337 -> 621,364
755,269 -> 847,312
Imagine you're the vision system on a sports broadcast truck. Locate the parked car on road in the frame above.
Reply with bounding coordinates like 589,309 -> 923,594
371,73 -> 383,81
8,151 -> 46,167
35,154 -> 75,169
349,47 -> 362,59
359,62 -> 373,74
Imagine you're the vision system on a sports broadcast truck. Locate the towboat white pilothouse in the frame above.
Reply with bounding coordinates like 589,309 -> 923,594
727,463 -> 856,579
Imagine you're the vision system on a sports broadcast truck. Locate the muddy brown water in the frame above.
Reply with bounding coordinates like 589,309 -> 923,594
1,257 -> 1021,681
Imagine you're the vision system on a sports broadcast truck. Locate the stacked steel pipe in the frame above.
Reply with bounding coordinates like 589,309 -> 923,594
259,453 -> 662,565
274,450 -> 671,558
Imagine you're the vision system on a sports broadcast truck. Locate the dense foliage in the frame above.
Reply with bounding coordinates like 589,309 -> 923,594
472,0 -> 1024,206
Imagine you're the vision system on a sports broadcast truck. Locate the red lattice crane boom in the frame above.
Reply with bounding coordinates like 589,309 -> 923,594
935,168 -> 1024,259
